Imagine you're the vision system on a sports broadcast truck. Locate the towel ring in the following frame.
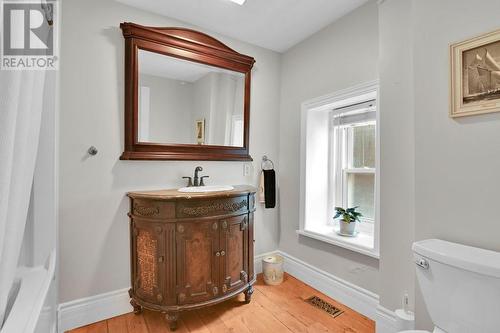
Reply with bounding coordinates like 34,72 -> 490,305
261,155 -> 274,170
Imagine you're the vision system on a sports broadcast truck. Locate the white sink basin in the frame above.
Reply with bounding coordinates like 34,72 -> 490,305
178,185 -> 234,193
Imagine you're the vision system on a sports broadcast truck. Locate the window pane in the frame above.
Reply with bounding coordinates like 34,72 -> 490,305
351,124 -> 375,168
347,173 -> 374,220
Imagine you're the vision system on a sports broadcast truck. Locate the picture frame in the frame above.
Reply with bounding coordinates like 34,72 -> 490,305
196,119 -> 205,145
450,28 -> 500,118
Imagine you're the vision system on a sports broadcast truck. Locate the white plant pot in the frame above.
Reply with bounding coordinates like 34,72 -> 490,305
339,220 -> 356,236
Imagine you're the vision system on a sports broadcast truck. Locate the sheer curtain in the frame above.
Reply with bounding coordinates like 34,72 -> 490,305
0,69 -> 47,326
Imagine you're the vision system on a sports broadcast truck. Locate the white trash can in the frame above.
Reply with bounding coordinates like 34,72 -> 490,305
262,255 -> 284,285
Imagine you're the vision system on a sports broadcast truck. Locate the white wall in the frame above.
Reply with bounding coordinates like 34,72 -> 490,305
377,0 -> 416,313
412,0 -> 500,328
377,0 -> 500,329
210,73 -> 240,146
60,1 -> 500,328
413,0 -> 500,251
139,74 -> 192,143
278,1 -> 380,294
192,74 -> 213,143
59,0 -> 281,303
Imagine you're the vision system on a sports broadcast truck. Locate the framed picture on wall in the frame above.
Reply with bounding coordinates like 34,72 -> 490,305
196,119 -> 205,144
451,28 -> 500,117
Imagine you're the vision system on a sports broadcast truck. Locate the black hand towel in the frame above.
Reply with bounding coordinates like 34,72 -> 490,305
263,169 -> 276,208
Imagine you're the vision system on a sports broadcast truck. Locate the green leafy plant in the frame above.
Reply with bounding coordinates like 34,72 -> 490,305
334,206 -> 363,224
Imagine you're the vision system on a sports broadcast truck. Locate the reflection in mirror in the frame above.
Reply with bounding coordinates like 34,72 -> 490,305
138,49 -> 245,147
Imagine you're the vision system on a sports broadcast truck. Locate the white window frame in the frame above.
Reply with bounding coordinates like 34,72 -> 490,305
331,119 -> 376,225
230,115 -> 244,147
297,80 -> 380,259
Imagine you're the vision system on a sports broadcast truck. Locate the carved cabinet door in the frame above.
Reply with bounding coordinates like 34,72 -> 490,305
219,214 -> 249,295
176,220 -> 220,304
131,219 -> 166,305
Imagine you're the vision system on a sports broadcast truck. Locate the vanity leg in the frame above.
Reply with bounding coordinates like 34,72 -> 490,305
244,285 -> 254,304
165,312 -> 179,331
130,298 -> 142,314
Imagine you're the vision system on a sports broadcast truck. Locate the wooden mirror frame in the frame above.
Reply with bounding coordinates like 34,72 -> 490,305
119,22 -> 255,161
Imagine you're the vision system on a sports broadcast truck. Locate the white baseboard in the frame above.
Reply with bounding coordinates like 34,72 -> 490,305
376,305 -> 416,333
58,288 -> 132,333
376,305 -> 399,333
59,251 -> 388,332
58,253 -> 273,332
276,251 -> 379,320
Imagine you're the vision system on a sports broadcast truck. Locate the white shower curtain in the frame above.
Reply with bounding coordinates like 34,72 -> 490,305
0,69 -> 47,326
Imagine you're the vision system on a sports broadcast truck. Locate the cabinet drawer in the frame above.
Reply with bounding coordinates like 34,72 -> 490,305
176,196 -> 249,218
131,199 -> 175,219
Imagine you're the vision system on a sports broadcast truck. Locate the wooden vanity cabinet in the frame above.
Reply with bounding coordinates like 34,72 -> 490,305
127,186 -> 256,331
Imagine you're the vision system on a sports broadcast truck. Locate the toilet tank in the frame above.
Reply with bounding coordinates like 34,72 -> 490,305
413,239 -> 500,333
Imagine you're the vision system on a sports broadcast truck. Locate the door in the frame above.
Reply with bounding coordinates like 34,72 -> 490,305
176,220 -> 220,304
220,214 -> 249,295
131,219 -> 166,305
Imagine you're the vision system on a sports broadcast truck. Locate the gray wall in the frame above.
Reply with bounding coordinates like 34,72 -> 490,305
60,0 -> 281,303
278,1 -> 380,294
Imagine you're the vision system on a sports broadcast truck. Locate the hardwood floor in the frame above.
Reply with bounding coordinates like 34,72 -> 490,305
68,274 -> 375,333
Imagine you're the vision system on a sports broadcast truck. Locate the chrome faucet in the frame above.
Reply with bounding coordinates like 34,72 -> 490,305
182,166 -> 209,187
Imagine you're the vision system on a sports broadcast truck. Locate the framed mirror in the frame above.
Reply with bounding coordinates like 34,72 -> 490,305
119,23 -> 255,161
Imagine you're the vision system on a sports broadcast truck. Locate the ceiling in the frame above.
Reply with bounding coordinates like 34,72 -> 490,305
139,49 -> 243,82
115,0 -> 370,53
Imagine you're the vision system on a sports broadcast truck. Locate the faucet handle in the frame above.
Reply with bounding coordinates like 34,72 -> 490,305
200,176 -> 209,186
182,177 -> 193,187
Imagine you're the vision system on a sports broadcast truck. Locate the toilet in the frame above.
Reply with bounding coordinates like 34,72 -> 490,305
400,239 -> 500,333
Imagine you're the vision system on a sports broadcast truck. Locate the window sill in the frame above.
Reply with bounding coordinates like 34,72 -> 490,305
296,224 -> 379,259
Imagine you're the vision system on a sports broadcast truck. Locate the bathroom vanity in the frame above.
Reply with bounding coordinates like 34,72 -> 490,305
127,185 -> 256,330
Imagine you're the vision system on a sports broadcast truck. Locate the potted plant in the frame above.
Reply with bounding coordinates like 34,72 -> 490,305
334,206 -> 362,236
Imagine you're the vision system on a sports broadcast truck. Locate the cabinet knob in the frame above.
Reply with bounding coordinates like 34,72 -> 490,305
215,251 -> 220,257
220,251 -> 225,256
221,220 -> 228,229
213,286 -> 219,295
158,256 -> 164,263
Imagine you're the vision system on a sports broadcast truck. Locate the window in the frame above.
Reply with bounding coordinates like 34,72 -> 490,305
298,81 -> 379,258
230,115 -> 244,147
330,102 -> 376,224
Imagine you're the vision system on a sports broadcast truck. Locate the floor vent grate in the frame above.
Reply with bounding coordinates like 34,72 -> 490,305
305,296 -> 344,318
